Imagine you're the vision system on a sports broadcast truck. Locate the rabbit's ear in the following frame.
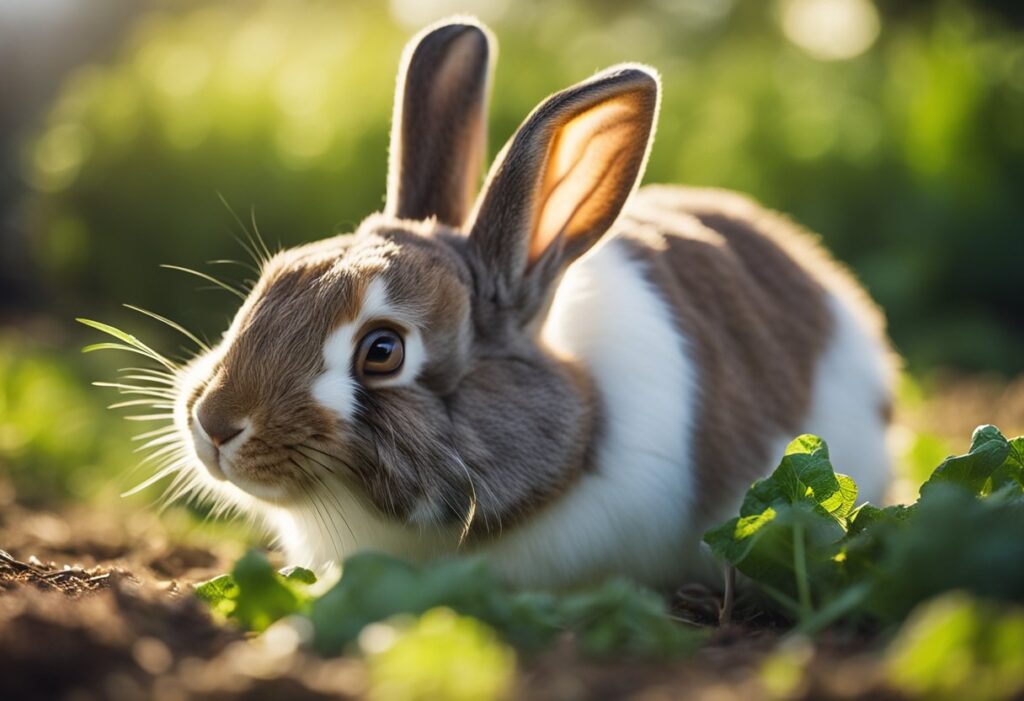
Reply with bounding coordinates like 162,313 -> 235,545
385,19 -> 493,227
467,65 -> 659,316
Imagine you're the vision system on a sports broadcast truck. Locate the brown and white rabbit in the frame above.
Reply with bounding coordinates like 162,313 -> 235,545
171,18 -> 896,589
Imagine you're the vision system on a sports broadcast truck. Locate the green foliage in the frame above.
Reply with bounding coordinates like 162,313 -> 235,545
194,550 -> 317,631
0,338 -> 139,504
21,0 -> 1024,372
919,424 -> 1013,496
554,579 -> 695,658
704,425 -> 1024,630
196,550 -> 703,659
703,435 -> 857,618
189,426 -> 1024,694
901,430 -> 953,487
362,608 -> 515,701
885,593 -> 1024,701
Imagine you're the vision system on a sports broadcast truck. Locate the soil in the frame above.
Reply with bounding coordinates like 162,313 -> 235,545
0,487 -> 905,701
4,378 -> 1023,701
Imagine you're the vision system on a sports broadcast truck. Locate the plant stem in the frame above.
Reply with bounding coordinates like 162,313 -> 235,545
793,522 -> 813,621
790,582 -> 871,638
719,564 -> 736,626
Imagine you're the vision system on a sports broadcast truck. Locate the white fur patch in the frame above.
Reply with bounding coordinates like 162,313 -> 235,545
313,277 -> 427,421
271,487 -> 454,569
474,237 -> 702,589
281,237 -> 703,585
283,240 -> 894,587
799,293 -> 894,505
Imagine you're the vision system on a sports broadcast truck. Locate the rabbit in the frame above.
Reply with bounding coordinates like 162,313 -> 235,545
169,17 -> 897,590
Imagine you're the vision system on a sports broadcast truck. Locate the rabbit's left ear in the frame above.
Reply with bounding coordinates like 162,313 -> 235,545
467,65 -> 659,318
385,19 -> 494,227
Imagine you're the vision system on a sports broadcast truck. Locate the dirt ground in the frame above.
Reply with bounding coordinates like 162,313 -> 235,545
0,480 -> 910,701
3,377 -> 1023,701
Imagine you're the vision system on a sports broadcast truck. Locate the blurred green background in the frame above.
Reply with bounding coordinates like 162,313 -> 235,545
1,0 -> 1022,505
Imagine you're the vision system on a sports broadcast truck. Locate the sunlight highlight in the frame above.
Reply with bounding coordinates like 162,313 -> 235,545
779,0 -> 880,61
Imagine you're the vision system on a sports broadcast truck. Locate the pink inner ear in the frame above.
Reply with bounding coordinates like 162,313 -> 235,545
529,96 -> 645,263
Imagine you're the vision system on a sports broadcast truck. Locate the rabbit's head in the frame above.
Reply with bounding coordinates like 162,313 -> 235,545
172,18 -> 660,544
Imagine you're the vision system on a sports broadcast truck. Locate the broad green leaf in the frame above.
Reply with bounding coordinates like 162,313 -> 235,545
739,435 -> 857,526
704,435 -> 854,615
705,426 -> 1024,627
823,473 -> 858,520
311,552 -> 429,653
920,425 -> 1011,497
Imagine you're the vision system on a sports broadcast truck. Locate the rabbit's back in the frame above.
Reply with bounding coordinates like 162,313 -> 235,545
618,186 -> 895,522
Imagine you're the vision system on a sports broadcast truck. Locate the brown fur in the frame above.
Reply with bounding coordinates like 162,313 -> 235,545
185,215 -> 600,532
466,65 -> 658,327
616,186 -> 889,523
386,20 -> 492,226
178,20 -> 893,562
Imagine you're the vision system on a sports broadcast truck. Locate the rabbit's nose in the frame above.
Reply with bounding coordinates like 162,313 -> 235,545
195,399 -> 244,447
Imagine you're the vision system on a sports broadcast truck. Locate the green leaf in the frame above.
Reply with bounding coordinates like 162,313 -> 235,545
557,579 -> 704,658
193,550 -> 316,632
920,424 -> 1011,497
363,608 -> 516,701
845,503 -> 912,537
703,435 -> 855,618
861,483 -> 1024,621
306,552 -> 698,658
808,470 -> 858,525
739,435 -> 857,526
282,566 -> 318,585
991,437 -> 1024,491
885,593 -> 1024,701
194,574 -> 240,619
311,553 -> 495,655
704,427 -> 1024,628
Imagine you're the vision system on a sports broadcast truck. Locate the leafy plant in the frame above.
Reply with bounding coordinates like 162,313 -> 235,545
196,550 -> 702,659
884,592 -> 1024,701
703,435 -> 857,621
21,0 -> 1024,373
704,425 -> 1024,630
193,423 -> 1024,684
0,338 -> 140,504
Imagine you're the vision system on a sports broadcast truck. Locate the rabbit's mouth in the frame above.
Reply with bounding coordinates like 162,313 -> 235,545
188,418 -> 295,503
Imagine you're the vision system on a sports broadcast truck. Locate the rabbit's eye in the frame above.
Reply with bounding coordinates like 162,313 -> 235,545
355,328 -> 405,379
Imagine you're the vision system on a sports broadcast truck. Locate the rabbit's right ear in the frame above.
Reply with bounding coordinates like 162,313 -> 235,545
385,19 -> 494,227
